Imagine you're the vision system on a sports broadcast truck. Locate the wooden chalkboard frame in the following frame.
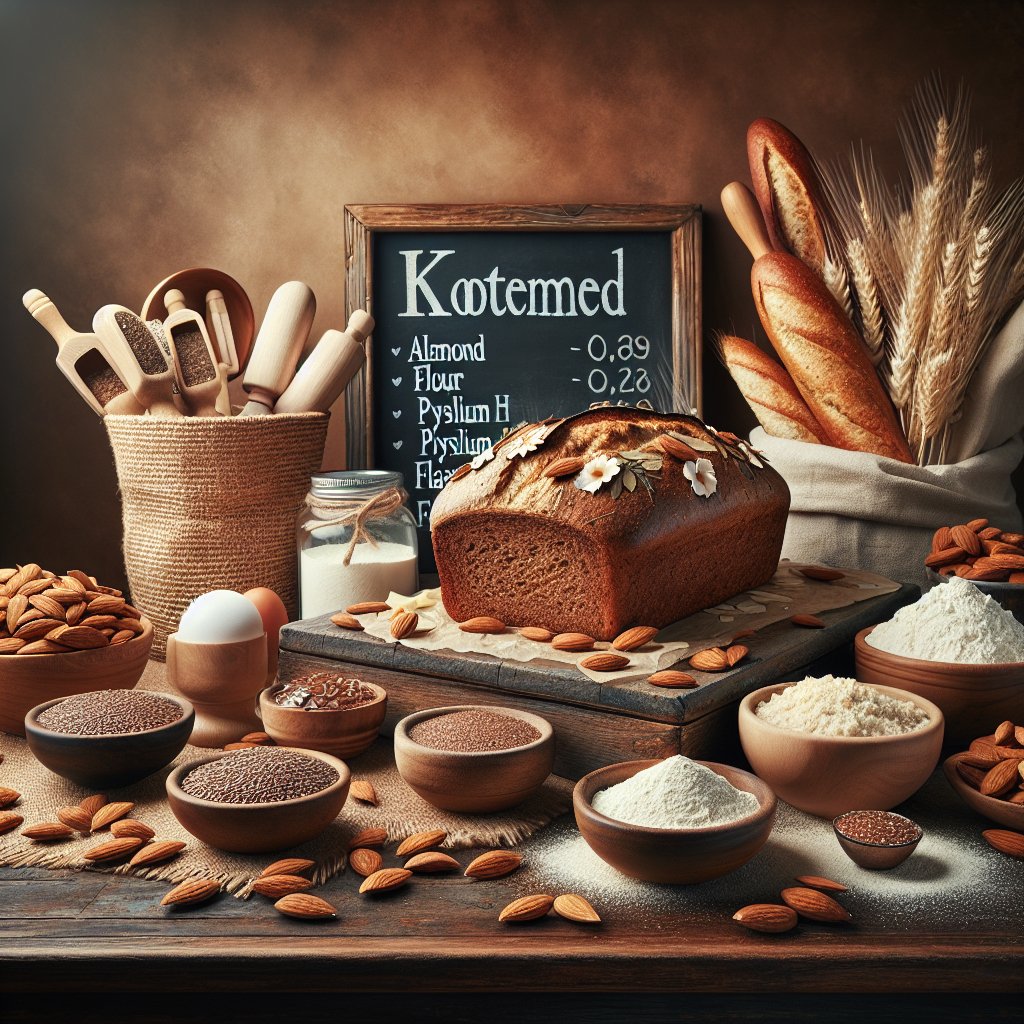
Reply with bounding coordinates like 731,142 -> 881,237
343,203 -> 701,467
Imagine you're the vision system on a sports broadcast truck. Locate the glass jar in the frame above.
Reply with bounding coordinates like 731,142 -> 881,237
297,470 -> 418,619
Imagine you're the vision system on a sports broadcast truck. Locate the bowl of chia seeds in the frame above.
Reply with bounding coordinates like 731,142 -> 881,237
24,688 -> 194,788
165,745 -> 351,853
394,705 -> 555,813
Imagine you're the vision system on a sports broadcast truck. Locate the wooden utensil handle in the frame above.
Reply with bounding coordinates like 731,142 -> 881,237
721,182 -> 774,261
22,289 -> 77,348
164,289 -> 188,314
243,281 -> 316,403
273,326 -> 366,414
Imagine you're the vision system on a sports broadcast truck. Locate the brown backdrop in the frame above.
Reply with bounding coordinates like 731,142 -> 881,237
2,0 -> 1022,590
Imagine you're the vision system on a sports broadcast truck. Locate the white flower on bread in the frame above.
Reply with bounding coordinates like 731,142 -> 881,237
739,441 -> 764,468
471,447 -> 495,470
505,425 -> 550,460
683,458 -> 717,498
574,454 -> 621,493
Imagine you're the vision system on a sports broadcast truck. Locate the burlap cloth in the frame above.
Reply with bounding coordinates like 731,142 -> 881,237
0,662 -> 572,896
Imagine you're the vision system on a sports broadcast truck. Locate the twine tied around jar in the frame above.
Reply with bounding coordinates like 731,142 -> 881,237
303,487 -> 410,566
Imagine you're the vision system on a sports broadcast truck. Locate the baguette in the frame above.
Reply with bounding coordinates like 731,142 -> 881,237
718,335 -> 825,444
752,252 -> 912,463
747,118 -> 827,275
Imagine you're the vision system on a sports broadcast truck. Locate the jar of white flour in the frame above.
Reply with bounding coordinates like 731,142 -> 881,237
297,470 -> 418,618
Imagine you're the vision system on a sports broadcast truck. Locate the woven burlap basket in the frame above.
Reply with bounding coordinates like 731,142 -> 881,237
105,413 -> 329,659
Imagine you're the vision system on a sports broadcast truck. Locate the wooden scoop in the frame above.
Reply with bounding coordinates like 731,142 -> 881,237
93,305 -> 181,417
241,281 -> 316,416
22,289 -> 144,416
274,310 -> 374,414
163,290 -> 226,417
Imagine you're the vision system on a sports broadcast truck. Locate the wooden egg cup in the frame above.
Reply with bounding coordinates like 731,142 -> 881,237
166,632 -> 267,748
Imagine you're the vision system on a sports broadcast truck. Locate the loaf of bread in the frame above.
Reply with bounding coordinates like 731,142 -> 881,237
752,252 -> 913,463
431,407 -> 790,640
747,118 -> 828,274
718,335 -> 825,444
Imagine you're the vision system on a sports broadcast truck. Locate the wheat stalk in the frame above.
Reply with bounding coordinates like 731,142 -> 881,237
846,238 -> 886,365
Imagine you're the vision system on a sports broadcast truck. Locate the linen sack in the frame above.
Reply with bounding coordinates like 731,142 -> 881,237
105,413 -> 328,658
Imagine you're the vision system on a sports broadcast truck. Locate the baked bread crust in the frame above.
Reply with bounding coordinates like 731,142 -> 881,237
430,407 -> 790,639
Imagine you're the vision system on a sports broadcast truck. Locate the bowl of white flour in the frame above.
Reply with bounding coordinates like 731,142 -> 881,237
856,576 -> 1024,745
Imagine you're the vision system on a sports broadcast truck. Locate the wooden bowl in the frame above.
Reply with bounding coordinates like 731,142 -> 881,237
165,747 -> 350,853
573,759 -> 776,884
943,753 -> 1024,830
738,681 -> 944,818
393,705 -> 555,813
258,682 -> 387,758
0,620 -> 154,736
832,811 -> 923,870
855,625 -> 1024,747
24,689 -> 194,789
140,268 -> 255,376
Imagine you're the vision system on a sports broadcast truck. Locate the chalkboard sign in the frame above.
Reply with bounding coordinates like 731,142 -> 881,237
344,204 -> 701,571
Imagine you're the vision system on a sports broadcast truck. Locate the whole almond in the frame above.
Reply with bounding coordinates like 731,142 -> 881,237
458,616 -> 506,634
224,742 -> 260,750
790,614 -> 825,629
396,829 -> 447,857
543,456 -> 586,479
499,894 -> 554,923
84,837 -> 144,861
111,819 -> 156,841
6,594 -> 28,631
259,857 -> 316,878
15,618 -> 67,642
967,517 -> 990,531
924,546 -> 969,569
405,851 -> 461,874
579,652 -> 630,672
612,625 -> 659,651
1008,791 -> 1024,805
349,848 -> 384,877
0,812 -> 25,834
240,731 -> 274,746
81,615 -> 119,630
359,868 -> 412,894
980,759 -> 1022,798
519,626 -> 554,642
390,611 -> 418,639
330,612 -> 363,630
726,643 -> 749,666
981,829 -> 1024,858
87,594 -> 125,614
91,801 -> 134,831
347,828 -> 387,851
794,875 -> 848,893
56,806 -> 93,832
957,760 -> 987,788
1002,531 -> 1024,546
993,720 -> 1016,746
22,822 -> 75,841
67,570 -> 94,590
3,564 -> 41,596
64,602 -> 87,625
275,893 -> 337,920
647,670 -> 698,688
250,874 -> 314,898
0,638 -> 26,654
41,587 -> 81,605
0,787 -> 21,809
114,617 -> 144,634
780,887 -> 851,923
978,526 -> 1003,540
732,904 -> 798,933
129,841 -> 186,867
17,639 -> 68,655
958,752 -> 1001,770
551,632 -> 595,652
79,794 -> 107,816
950,524 -> 982,555
798,566 -> 845,581
689,647 -> 729,672
350,780 -> 378,805
161,879 -> 221,907
931,526 -> 954,552
970,738 -> 1001,758
56,625 -> 108,650
553,893 -> 601,924
464,850 -> 523,879
29,595 -> 65,619
346,601 -> 390,615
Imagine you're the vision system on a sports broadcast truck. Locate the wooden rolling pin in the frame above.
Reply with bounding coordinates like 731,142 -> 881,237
721,182 -> 912,463
274,310 -> 374,414
163,290 -> 226,416
205,289 -> 236,414
22,289 -> 144,416
241,281 -> 316,416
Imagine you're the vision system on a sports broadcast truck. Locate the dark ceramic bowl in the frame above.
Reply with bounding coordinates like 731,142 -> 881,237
24,688 -> 194,788
573,759 -> 776,884
165,747 -> 350,853
833,811 -> 923,870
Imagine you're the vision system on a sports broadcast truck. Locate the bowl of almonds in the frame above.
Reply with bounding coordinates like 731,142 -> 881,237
942,719 -> 1024,830
0,563 -> 153,735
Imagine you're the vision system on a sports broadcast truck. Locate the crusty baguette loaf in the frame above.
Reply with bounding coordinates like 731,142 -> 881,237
747,118 -> 827,275
718,335 -> 825,444
752,252 -> 912,463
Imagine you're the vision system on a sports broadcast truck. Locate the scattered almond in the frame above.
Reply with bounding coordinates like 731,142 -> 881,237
84,837 -> 144,862
646,669 -> 698,688
551,632 -> 595,652
359,868 -> 412,894
350,780 -> 378,805
458,616 -> 506,634
129,841 -> 186,867
330,612 -> 363,630
396,829 -> 447,857
726,643 -> 749,666
346,601 -> 390,615
251,874 -> 315,898
780,887 -> 851,923
110,819 -> 156,841
732,904 -> 798,934
275,893 -> 337,920
981,829 -> 1024,858
348,848 -> 384,877
611,625 -> 659,651
464,850 -> 523,879
91,802 -> 134,831
794,875 -> 848,893
0,787 -> 21,809
56,806 -> 94,832
0,812 -> 24,835
240,731 -> 274,745
259,857 -> 316,878
553,893 -> 601,924
543,456 -> 586,479
790,614 -> 825,629
405,851 -> 461,873
79,794 -> 107,816
22,822 -> 75,841
689,647 -> 729,672
161,879 -> 221,907
347,828 -> 387,851
519,626 -> 554,642
499,894 -> 554,923
390,611 -> 419,639
798,566 -> 845,581
578,652 -> 630,672
224,741 -> 259,750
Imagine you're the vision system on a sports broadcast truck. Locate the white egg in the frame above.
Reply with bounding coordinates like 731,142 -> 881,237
177,590 -> 266,644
